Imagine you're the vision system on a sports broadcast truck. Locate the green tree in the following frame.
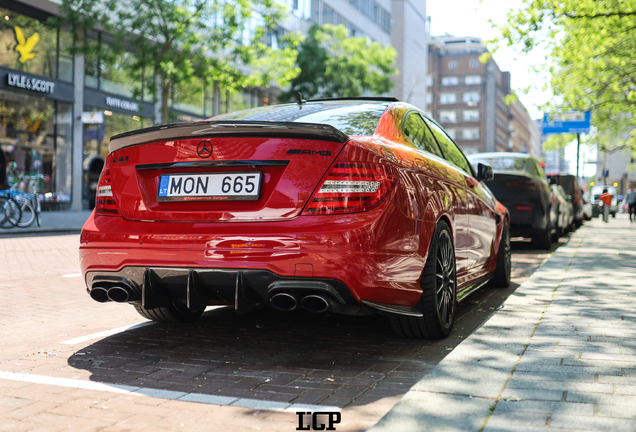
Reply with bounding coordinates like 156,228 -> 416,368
54,0 -> 301,122
278,24 -> 397,101
495,0 -> 636,152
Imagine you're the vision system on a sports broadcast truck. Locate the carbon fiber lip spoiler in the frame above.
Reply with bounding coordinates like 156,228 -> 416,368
109,121 -> 350,153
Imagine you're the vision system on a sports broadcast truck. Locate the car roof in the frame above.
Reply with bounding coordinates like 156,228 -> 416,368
467,152 -> 533,159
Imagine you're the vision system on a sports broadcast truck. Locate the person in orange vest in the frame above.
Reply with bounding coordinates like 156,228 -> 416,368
600,188 -> 613,223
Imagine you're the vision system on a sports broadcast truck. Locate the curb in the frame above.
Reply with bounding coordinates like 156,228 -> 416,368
367,229 -> 586,431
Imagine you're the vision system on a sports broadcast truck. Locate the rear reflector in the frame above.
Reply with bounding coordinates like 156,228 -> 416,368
95,169 -> 121,216
303,162 -> 395,215
516,206 -> 532,210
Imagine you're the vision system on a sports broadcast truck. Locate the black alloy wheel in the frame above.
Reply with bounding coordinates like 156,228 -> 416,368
390,221 -> 456,339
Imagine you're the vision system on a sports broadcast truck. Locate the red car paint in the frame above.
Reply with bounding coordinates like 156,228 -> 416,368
79,100 -> 508,322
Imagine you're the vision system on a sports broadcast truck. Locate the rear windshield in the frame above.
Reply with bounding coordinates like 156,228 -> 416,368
469,157 -> 527,172
213,102 -> 387,136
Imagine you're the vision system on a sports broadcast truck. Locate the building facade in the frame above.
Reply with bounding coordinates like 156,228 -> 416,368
427,35 -> 539,157
4,0 -> 426,211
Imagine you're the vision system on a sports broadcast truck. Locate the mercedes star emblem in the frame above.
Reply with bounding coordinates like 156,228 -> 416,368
197,140 -> 213,158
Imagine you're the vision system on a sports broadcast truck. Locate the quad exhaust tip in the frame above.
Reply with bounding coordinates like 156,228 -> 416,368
107,286 -> 133,302
301,295 -> 331,313
270,293 -> 299,311
89,286 -> 110,303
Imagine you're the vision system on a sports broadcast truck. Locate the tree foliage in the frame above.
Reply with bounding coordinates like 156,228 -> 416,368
496,0 -> 636,152
54,0 -> 301,122
278,24 -> 397,102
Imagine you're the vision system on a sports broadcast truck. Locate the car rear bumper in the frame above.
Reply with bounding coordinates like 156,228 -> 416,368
79,201 -> 431,310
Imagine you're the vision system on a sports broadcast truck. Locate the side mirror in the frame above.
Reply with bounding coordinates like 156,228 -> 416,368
477,163 -> 494,182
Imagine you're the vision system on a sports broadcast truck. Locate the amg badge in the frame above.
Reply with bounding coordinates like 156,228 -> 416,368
286,149 -> 332,156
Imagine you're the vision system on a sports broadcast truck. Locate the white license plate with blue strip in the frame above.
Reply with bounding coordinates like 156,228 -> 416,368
157,172 -> 261,202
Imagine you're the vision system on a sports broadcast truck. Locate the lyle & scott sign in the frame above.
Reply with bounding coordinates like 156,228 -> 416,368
7,72 -> 55,94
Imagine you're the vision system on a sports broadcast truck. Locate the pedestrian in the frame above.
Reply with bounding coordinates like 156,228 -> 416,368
626,186 -> 636,223
600,188 -> 613,223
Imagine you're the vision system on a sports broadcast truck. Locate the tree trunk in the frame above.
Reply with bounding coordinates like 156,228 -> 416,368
161,72 -> 170,124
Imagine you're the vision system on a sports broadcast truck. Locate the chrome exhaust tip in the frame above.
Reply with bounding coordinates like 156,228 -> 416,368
301,294 -> 331,313
89,286 -> 110,303
270,293 -> 299,311
107,286 -> 132,302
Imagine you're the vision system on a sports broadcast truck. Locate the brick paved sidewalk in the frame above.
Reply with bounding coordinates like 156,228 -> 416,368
0,211 -> 92,235
370,214 -> 636,432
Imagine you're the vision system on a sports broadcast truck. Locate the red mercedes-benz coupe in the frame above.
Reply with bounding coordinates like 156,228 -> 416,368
79,98 -> 510,339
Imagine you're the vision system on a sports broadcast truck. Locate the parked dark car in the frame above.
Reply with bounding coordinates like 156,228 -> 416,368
468,153 -> 556,249
551,184 -> 573,238
546,174 -> 584,226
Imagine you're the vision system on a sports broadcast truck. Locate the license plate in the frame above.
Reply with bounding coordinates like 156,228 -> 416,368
157,172 -> 261,202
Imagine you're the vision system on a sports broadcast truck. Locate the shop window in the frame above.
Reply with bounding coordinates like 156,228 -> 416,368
0,89 -> 73,206
0,8 -> 73,82
84,31 -> 153,102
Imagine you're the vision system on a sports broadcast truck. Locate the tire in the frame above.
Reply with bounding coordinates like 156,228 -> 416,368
532,219 -> 552,250
0,196 -> 22,227
16,197 -> 36,228
390,221 -> 456,339
490,218 -> 511,288
612,212 -> 616,218
134,303 -> 205,323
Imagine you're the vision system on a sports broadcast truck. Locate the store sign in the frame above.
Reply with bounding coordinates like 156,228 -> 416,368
105,96 -> 139,112
7,73 -> 55,94
14,26 -> 40,64
82,111 -> 104,124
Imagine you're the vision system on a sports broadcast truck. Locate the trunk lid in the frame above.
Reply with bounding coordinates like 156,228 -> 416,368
107,121 -> 348,222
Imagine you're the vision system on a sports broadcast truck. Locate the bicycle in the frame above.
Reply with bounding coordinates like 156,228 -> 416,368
1,174 -> 45,228
0,194 -> 22,228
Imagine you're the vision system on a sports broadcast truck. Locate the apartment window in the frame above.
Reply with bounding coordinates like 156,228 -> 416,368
426,93 -> 433,105
445,128 -> 457,140
465,75 -> 482,85
439,111 -> 457,122
470,59 -> 480,68
426,75 -> 433,87
463,92 -> 480,104
448,60 -> 458,70
463,110 -> 480,121
440,93 -> 457,104
462,128 -> 480,140
441,76 -> 459,86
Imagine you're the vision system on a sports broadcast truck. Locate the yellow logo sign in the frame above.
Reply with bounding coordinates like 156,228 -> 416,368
14,26 -> 40,64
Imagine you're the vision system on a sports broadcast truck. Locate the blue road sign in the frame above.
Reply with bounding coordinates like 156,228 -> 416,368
542,111 -> 591,134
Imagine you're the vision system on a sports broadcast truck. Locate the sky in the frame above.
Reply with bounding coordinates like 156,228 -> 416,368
426,0 -> 596,177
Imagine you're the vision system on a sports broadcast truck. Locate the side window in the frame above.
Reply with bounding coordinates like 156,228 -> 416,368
424,117 -> 474,175
403,112 -> 443,157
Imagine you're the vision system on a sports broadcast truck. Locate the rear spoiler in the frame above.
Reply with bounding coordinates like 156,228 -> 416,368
109,121 -> 350,153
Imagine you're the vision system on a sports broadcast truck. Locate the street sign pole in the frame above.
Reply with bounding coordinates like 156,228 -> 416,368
576,133 -> 580,178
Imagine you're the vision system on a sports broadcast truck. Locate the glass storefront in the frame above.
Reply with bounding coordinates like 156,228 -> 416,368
0,89 -> 72,206
0,7 -> 73,82
82,108 -> 152,208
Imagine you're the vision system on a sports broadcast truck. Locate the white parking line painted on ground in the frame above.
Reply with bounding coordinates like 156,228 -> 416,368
0,371 -> 341,412
62,273 -> 82,278
60,322 -> 156,345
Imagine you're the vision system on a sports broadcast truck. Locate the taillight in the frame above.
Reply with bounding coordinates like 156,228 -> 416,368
95,169 -> 121,216
303,162 -> 395,215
